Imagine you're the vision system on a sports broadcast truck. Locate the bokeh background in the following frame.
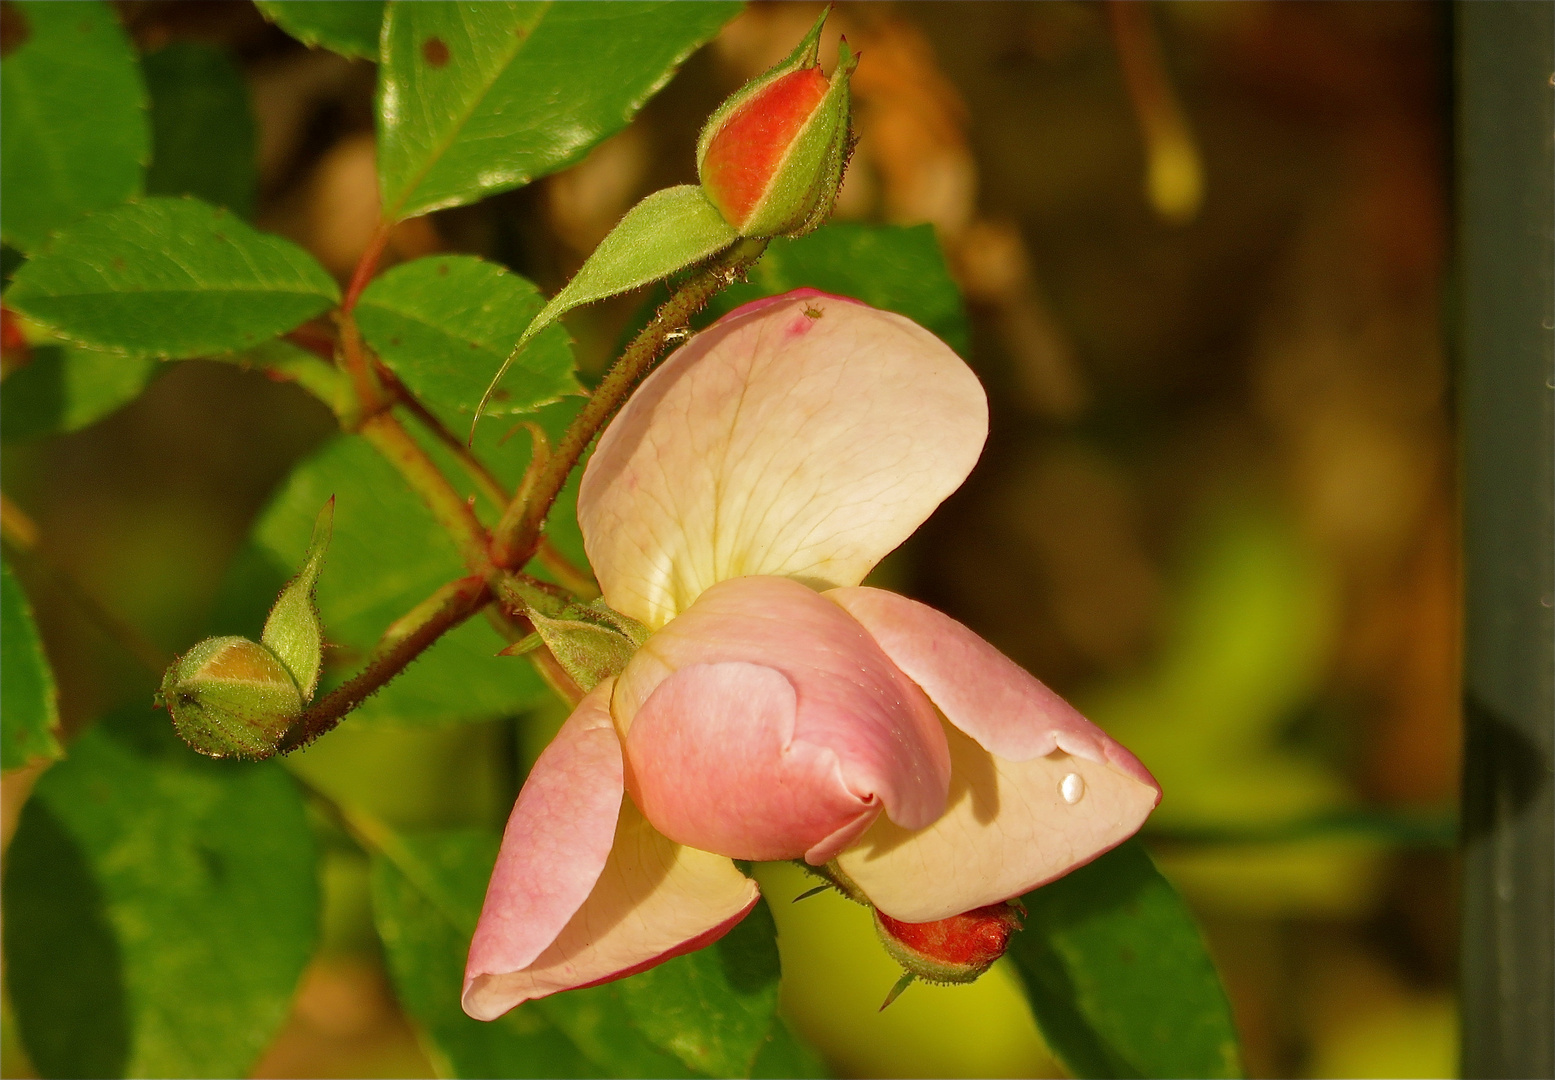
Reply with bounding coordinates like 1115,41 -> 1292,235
1,2 -> 1458,1077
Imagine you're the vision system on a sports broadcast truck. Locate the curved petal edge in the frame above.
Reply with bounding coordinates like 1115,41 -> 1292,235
825,586 -> 1157,786
580,292 -> 989,628
463,798 -> 758,1018
464,680 -> 625,1019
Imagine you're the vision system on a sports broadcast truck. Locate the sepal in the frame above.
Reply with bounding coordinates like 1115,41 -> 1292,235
502,597 -> 649,692
476,186 -> 737,427
260,498 -> 332,699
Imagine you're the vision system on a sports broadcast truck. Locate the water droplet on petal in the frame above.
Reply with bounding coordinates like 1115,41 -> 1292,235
1060,772 -> 1085,804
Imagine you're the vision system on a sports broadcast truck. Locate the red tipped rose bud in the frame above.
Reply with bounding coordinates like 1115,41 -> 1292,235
697,9 -> 857,238
874,901 -> 1025,986
1,306 -> 29,367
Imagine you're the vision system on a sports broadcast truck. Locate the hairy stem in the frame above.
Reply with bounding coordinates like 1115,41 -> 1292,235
490,237 -> 770,569
386,368 -> 511,510
335,312 -> 386,421
278,576 -> 490,753
381,366 -> 599,596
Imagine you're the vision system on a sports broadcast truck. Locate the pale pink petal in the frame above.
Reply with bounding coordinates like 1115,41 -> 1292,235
615,576 -> 950,863
825,587 -> 1160,921
464,679 -> 623,1021
579,290 -> 988,629
464,799 -> 758,1018
835,720 -> 1162,922
824,587 -> 1157,782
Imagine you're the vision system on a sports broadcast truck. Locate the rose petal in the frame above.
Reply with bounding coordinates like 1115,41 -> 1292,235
824,587 -> 1157,783
463,681 -> 624,1019
836,719 -> 1161,921
579,291 -> 988,628
616,576 -> 950,863
464,798 -> 758,1017
825,587 -> 1160,921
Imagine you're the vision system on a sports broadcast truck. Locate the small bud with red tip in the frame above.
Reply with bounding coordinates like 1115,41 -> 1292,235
874,901 -> 1026,989
697,7 -> 857,238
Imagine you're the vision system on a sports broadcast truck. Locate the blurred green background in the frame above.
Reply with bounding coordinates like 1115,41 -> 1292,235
1,2 -> 1457,1077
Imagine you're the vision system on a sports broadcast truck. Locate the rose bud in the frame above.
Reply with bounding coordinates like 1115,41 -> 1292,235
159,636 -> 302,760
1,307 -> 29,366
696,8 -> 858,239
874,901 -> 1026,988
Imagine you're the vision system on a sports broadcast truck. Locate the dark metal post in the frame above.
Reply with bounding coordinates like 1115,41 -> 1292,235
1457,3 -> 1555,1077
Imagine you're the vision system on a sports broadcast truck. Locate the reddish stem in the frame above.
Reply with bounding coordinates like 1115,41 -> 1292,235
342,223 -> 392,314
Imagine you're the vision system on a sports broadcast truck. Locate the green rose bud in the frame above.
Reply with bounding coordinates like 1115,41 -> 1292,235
696,8 -> 857,239
159,635 -> 302,759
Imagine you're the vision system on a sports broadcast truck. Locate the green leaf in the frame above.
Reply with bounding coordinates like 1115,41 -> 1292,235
377,1 -> 740,220
262,498 -> 334,701
356,254 -> 579,431
143,43 -> 258,218
750,1018 -> 830,1079
256,0 -> 384,60
370,826 -> 789,1079
0,559 -> 61,769
1,705 -> 318,1078
616,900 -> 784,1078
3,197 -> 340,359
507,186 -> 736,372
0,0 -> 148,253
704,223 -> 972,357
0,342 -> 157,442
248,432 -> 550,726
1006,839 -> 1244,1079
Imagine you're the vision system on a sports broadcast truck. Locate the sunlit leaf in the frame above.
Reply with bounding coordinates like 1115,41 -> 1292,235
1,705 -> 318,1078
357,254 -> 579,429
377,1 -> 739,220
0,559 -> 61,769
257,0 -> 384,60
143,42 -> 258,217
4,197 -> 339,359
0,342 -> 157,442
512,186 -> 736,361
0,0 -> 148,253
1007,838 -> 1244,1079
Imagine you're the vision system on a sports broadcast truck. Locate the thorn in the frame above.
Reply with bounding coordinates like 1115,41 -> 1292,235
792,884 -> 831,903
879,971 -> 915,1011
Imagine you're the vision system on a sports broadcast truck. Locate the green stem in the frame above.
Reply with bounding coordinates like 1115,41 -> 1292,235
490,238 -> 769,569
358,412 -> 496,579
382,368 -> 600,596
278,575 -> 490,753
383,365 -> 512,511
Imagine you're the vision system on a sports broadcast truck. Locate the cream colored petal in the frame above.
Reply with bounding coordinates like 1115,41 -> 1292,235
835,720 -> 1161,923
462,797 -> 758,1017
579,291 -> 987,628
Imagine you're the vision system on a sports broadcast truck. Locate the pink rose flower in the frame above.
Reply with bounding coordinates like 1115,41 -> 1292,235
463,290 -> 1160,1020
